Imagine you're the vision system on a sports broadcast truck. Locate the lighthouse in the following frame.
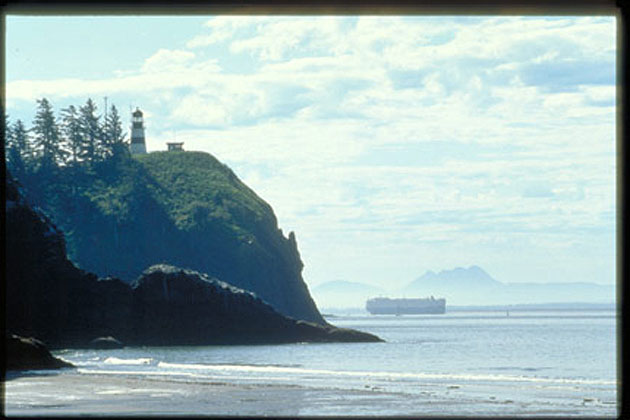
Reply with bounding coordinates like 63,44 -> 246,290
129,107 -> 147,155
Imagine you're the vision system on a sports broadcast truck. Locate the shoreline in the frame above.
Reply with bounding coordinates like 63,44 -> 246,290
3,369 -> 409,417
3,368 -> 617,417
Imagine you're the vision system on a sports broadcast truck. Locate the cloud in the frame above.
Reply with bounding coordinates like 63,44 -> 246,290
186,16 -> 267,48
228,16 -> 347,61
141,49 -> 196,73
6,48 -> 220,102
8,16 -> 615,133
5,16 -> 616,287
519,59 -> 615,91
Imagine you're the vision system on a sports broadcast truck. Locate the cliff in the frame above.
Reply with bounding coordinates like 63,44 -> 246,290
5,172 -> 381,350
15,151 -> 322,324
5,173 -> 133,347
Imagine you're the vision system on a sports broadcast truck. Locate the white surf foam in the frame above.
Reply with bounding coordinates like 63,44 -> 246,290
103,357 -> 153,366
156,362 -> 616,386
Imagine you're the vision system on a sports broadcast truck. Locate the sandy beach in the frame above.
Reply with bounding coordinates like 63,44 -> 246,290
4,367 -> 611,417
3,369 -> 424,417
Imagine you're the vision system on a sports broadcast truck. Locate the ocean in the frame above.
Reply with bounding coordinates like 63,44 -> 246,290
4,309 -> 618,417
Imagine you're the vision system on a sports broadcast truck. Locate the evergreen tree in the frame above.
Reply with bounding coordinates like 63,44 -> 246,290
11,119 -> 33,178
78,98 -> 102,164
32,98 -> 66,171
61,105 -> 83,166
13,119 -> 31,157
103,104 -> 128,159
4,115 -> 17,172
4,113 -> 12,149
3,112 -> 8,145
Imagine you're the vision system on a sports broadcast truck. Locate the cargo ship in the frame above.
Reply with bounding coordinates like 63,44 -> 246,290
365,296 -> 446,315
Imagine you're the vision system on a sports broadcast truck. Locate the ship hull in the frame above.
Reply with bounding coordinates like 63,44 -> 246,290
366,297 -> 446,315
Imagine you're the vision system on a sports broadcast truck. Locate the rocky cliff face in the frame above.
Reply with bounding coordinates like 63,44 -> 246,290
5,172 -> 381,349
5,174 -> 133,347
129,265 -> 381,345
17,152 -> 323,324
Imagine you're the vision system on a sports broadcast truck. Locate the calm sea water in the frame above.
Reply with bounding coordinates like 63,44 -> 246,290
6,309 -> 618,416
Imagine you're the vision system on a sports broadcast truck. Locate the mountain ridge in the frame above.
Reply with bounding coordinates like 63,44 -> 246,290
311,266 -> 614,309
406,265 -> 502,290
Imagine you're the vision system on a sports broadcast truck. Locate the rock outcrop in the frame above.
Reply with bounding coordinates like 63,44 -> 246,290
87,336 -> 125,349
6,334 -> 74,371
129,265 -> 381,345
5,173 -> 123,348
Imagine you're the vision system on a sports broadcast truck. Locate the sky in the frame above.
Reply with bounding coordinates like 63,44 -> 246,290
4,14 -> 617,290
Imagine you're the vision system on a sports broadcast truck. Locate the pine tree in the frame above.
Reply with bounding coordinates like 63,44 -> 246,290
78,98 -> 102,164
103,104 -> 128,159
32,98 -> 66,171
12,119 -> 31,158
10,119 -> 33,178
4,114 -> 17,173
4,113 -> 12,149
61,105 -> 83,166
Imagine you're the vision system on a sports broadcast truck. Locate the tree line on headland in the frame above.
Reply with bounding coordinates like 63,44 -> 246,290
4,98 -> 129,180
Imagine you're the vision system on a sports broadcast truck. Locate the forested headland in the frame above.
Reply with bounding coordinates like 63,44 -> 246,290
4,98 -> 325,324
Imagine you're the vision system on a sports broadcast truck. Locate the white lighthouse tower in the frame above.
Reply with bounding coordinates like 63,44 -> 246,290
129,107 -> 147,155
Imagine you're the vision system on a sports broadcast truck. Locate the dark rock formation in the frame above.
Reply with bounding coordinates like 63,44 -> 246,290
5,172 -> 382,350
129,265 -> 381,345
88,336 -> 125,349
5,176 -> 134,348
6,334 -> 74,371
293,321 -> 386,343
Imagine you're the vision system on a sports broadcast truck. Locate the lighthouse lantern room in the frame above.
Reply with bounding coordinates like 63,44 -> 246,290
129,107 -> 147,155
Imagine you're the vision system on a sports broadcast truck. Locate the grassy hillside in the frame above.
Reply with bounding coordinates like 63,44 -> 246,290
135,152 -> 273,236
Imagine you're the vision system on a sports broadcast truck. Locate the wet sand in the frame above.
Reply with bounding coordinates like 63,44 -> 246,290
4,370 -> 418,417
3,369 -> 612,417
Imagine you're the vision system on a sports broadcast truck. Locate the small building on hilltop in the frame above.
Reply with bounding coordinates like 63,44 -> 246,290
129,108 -> 147,155
167,142 -> 184,152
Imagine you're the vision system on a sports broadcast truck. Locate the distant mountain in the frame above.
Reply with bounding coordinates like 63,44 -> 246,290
403,266 -> 614,306
311,280 -> 386,309
308,267 -> 615,310
403,266 -> 503,305
407,265 -> 502,289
